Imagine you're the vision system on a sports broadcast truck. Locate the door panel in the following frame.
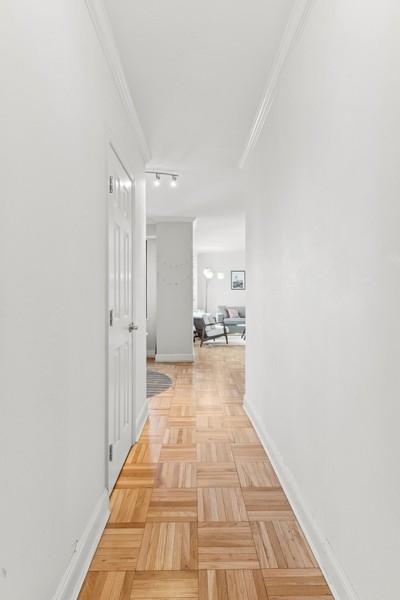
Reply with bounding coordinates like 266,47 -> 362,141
108,148 -> 135,492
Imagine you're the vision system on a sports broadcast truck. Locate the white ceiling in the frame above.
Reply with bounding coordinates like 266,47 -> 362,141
104,0 -> 294,252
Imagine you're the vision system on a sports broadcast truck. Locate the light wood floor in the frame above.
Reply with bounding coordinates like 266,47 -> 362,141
79,344 -> 334,599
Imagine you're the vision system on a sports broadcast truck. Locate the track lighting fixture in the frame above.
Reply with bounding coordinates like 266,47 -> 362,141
146,170 -> 179,189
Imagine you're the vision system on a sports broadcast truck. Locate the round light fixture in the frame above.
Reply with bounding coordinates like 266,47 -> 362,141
203,268 -> 214,279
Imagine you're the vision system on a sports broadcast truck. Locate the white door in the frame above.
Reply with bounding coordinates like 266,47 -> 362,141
108,147 -> 136,492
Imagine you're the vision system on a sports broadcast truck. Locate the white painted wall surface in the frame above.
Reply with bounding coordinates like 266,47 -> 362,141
244,2 -> 400,599
0,2 -> 146,599
146,236 -> 157,357
197,251 -> 246,315
156,222 -> 194,361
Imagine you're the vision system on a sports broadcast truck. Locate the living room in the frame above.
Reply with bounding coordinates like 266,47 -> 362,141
146,212 -> 246,360
195,249 -> 246,347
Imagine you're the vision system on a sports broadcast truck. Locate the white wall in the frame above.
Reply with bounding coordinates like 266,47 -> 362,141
0,2 -> 146,599
156,221 -> 194,361
244,2 -> 400,599
197,251 -> 246,315
146,234 -> 157,357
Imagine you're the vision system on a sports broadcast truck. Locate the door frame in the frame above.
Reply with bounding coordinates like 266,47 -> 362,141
105,140 -> 137,493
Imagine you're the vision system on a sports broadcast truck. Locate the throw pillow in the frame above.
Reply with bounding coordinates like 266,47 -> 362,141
227,307 -> 239,318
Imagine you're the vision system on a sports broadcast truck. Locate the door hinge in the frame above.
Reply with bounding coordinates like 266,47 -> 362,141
109,175 -> 114,194
109,309 -> 113,326
109,444 -> 113,461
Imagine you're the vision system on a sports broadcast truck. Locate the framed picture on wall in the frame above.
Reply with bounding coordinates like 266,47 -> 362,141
231,270 -> 246,290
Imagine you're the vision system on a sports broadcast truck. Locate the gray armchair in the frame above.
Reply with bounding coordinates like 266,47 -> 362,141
193,314 -> 228,346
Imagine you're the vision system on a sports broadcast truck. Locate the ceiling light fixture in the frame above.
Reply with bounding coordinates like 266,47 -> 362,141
146,170 -> 179,189
217,272 -> 225,280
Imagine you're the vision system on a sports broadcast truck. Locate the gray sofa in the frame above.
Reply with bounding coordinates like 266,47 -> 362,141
216,305 -> 246,335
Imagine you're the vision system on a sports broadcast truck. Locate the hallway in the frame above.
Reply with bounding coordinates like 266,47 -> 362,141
79,347 -> 333,599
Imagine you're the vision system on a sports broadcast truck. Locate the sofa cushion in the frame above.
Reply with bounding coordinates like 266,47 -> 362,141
224,317 -> 245,326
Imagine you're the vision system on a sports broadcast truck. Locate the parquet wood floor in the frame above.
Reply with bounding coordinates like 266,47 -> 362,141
79,345 -> 334,599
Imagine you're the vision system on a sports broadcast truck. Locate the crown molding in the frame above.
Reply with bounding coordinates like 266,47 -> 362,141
238,0 -> 314,169
85,0 -> 150,163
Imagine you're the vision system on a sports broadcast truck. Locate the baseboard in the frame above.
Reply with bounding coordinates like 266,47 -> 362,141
135,398 -> 148,440
244,396 -> 359,600
146,349 -> 155,358
52,489 -> 110,600
155,353 -> 194,363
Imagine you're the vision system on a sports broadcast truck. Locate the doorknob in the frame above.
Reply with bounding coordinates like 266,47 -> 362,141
128,322 -> 138,332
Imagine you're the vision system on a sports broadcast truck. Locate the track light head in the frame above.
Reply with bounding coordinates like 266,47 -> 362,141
153,173 -> 161,187
170,175 -> 178,188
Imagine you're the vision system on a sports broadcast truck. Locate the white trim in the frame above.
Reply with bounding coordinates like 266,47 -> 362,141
147,349 -> 155,358
244,396 -> 359,600
52,490 -> 109,600
149,216 -> 197,224
156,353 -> 195,363
85,0 -> 150,162
239,0 -> 314,168
135,398 -> 148,440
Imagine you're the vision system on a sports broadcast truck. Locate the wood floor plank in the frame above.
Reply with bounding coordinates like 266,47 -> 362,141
130,571 -> 198,598
196,430 -> 233,443
197,464 -> 240,488
136,522 -> 197,570
231,429 -> 261,443
198,488 -> 248,522
237,462 -> 280,487
147,489 -> 198,521
159,444 -> 197,462
231,444 -> 267,461
263,568 -> 333,598
126,444 -> 161,464
109,489 -> 152,524
198,523 -> 260,570
78,571 -> 134,600
90,527 -> 144,571
243,490 -> 294,521
199,569 -> 268,599
115,465 -> 158,488
196,443 -> 234,463
223,404 -> 246,417
250,520 -> 317,569
155,462 -> 197,488
163,427 -> 197,444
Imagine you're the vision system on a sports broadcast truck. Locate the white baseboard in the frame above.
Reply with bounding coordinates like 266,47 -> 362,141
52,489 -> 110,600
155,353 -> 194,363
146,349 -> 155,358
244,396 -> 358,600
135,398 -> 148,440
